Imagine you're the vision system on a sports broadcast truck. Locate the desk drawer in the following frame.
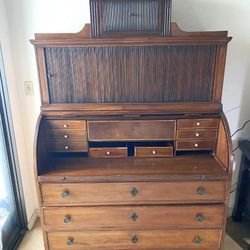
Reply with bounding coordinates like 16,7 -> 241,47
135,146 -> 173,157
43,205 -> 224,230
89,147 -> 127,158
41,181 -> 226,205
87,120 -> 175,141
177,118 -> 219,129
176,140 -> 216,151
48,142 -> 88,152
177,129 -> 218,140
46,120 -> 86,130
48,229 -> 222,250
47,130 -> 87,142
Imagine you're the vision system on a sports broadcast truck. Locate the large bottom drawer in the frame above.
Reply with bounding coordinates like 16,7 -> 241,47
47,229 -> 222,250
43,205 -> 225,230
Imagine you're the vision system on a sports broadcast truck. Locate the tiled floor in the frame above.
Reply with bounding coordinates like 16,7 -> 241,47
17,219 -> 242,250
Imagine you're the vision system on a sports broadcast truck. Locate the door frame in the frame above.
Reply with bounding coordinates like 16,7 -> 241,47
0,46 -> 27,249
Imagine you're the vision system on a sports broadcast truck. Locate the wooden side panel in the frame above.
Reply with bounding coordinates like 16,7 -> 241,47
44,45 -> 216,103
215,115 -> 232,169
35,47 -> 49,104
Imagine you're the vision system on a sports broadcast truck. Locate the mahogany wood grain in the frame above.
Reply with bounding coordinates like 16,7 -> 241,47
134,146 -> 173,157
89,147 -> 128,158
46,120 -> 86,130
177,118 -> 219,129
37,156 -> 228,183
177,129 -> 218,140
41,181 -> 226,206
47,129 -> 87,142
47,229 -> 222,250
41,103 -> 223,116
176,140 -> 216,151
87,120 -> 175,141
43,205 -> 225,230
48,142 -> 88,152
35,47 -> 49,104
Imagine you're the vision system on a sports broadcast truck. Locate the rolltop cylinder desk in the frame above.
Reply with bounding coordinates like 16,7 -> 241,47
31,0 -> 233,249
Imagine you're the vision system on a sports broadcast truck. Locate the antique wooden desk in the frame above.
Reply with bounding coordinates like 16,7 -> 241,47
31,1 -> 232,249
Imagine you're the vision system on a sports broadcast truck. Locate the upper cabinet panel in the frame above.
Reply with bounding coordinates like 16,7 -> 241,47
90,0 -> 172,37
44,44 -> 216,103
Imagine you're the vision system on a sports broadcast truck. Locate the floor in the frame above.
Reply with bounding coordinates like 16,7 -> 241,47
227,217 -> 250,249
17,219 -> 243,250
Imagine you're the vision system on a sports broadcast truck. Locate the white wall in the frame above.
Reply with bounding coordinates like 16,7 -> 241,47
172,0 -> 250,211
1,0 -> 250,222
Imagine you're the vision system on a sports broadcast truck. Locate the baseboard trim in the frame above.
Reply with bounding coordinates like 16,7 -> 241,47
27,209 -> 38,230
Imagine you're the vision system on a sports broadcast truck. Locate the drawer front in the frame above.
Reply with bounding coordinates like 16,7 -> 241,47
177,118 -> 219,129
135,146 -> 173,157
46,120 -> 86,130
48,229 -> 222,250
43,205 -> 224,230
102,0 -> 162,33
176,140 -> 216,151
87,120 -> 176,141
89,147 -> 127,158
41,181 -> 226,205
177,129 -> 218,140
47,130 -> 87,142
48,142 -> 88,152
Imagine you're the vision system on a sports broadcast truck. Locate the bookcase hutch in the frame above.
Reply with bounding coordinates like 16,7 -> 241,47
31,0 -> 232,249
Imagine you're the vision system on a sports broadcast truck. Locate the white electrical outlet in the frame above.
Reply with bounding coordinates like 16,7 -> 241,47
24,81 -> 34,96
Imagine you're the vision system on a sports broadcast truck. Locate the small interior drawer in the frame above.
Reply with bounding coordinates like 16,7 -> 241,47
87,120 -> 175,141
176,140 -> 216,151
48,142 -> 88,152
177,129 -> 218,140
135,146 -> 173,157
46,120 -> 86,130
177,118 -> 219,129
47,130 -> 87,142
89,147 -> 127,158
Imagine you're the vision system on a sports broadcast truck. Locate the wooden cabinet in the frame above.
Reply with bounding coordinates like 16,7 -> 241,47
31,1 -> 232,249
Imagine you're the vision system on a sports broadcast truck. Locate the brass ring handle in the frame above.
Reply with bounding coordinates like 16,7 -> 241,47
193,235 -> 202,244
197,187 -> 206,196
67,238 -> 74,246
64,216 -> 71,223
196,213 -> 205,222
61,191 -> 70,198
130,187 -> 138,197
131,235 -> 138,244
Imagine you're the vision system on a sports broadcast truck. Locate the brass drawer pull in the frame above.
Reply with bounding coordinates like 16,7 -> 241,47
194,143 -> 199,148
64,134 -> 68,138
131,235 -> 138,244
65,145 -> 69,150
63,124 -> 68,128
197,187 -> 206,196
61,191 -> 70,198
196,122 -> 200,126
195,132 -> 200,137
64,216 -> 71,223
193,235 -> 202,244
106,151 -> 111,155
131,212 -> 138,221
152,150 -> 156,155
196,214 -> 205,222
130,187 -> 138,197
67,238 -> 74,246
